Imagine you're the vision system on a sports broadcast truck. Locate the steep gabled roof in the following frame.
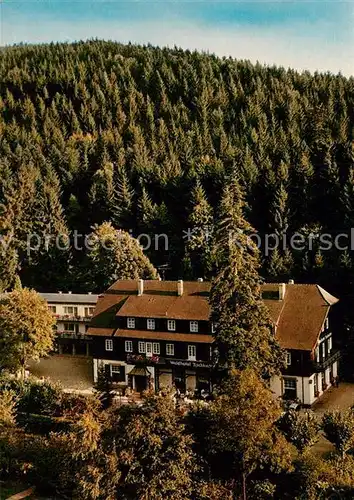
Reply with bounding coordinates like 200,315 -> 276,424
87,279 -> 339,351
89,280 -> 210,330
266,284 -> 338,351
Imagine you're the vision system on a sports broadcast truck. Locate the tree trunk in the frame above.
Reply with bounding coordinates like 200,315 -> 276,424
242,472 -> 247,500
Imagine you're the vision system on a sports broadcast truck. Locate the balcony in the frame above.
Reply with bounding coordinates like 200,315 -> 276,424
56,331 -> 92,340
313,349 -> 340,372
55,314 -> 92,322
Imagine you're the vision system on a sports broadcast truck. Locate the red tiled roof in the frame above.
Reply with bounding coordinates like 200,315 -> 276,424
114,329 -> 213,343
89,279 -> 339,352
87,327 -> 116,337
117,294 -> 210,321
271,284 -> 338,351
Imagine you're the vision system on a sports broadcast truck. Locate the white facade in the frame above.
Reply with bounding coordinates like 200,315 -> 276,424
270,360 -> 339,406
93,358 -> 155,390
40,292 -> 98,336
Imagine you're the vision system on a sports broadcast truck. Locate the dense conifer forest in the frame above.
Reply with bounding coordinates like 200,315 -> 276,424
1,40 -> 354,300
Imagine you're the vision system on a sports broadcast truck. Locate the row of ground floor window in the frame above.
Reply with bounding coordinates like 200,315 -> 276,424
93,358 -> 212,394
94,358 -> 338,405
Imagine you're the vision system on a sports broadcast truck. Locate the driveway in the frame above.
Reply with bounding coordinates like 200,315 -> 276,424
28,355 -> 94,391
309,383 -> 354,457
312,382 -> 354,414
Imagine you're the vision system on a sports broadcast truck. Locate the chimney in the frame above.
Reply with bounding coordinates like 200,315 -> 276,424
197,278 -> 203,282
288,279 -> 294,285
177,279 -> 183,296
138,279 -> 144,296
279,283 -> 286,300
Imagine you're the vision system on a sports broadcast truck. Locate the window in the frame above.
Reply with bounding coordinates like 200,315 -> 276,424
105,339 -> 113,351
84,307 -> 95,317
147,319 -> 155,330
188,345 -> 196,361
153,343 -> 160,355
211,322 -> 216,334
110,365 -> 125,382
63,323 -> 75,332
328,336 -> 332,354
125,340 -> 133,353
127,317 -> 135,329
64,306 -> 78,316
48,305 -> 57,314
167,319 -> 176,331
138,342 -> 146,353
315,346 -> 320,362
146,342 -> 153,357
190,321 -> 198,333
286,352 -> 291,366
325,317 -> 329,330
166,344 -> 174,356
283,378 -> 297,399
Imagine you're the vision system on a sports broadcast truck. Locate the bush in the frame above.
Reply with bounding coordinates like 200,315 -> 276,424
0,376 -> 62,416
16,413 -> 72,435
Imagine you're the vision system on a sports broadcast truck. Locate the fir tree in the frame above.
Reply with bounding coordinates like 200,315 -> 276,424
185,179 -> 213,279
210,177 -> 284,376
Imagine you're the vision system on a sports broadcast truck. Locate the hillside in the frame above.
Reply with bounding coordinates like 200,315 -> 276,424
1,40 -> 354,292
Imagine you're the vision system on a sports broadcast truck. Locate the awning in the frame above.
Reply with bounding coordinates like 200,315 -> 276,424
128,365 -> 151,377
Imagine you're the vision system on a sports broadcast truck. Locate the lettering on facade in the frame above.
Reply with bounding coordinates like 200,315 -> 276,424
168,360 -> 212,369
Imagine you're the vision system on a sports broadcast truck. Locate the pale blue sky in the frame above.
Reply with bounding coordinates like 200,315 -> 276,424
1,1 -> 354,75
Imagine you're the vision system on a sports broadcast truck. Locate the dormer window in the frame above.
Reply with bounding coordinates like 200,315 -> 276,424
167,320 -> 176,331
147,319 -> 155,330
127,318 -> 135,329
190,321 -> 198,333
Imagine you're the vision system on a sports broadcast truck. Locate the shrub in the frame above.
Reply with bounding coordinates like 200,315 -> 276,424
0,376 -> 62,416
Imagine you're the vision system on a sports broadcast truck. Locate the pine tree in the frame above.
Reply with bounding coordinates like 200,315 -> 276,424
111,170 -> 135,230
210,177 -> 284,376
185,179 -> 213,279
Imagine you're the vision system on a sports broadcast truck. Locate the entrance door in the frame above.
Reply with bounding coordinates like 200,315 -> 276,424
135,375 -> 148,392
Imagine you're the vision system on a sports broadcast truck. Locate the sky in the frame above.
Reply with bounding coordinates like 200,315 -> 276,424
1,1 -> 354,76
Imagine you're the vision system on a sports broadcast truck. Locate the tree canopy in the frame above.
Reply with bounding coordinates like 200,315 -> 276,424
0,40 -> 354,295
0,288 -> 55,376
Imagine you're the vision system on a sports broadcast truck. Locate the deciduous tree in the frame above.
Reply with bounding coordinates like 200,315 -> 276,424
0,289 -> 55,377
85,222 -> 158,290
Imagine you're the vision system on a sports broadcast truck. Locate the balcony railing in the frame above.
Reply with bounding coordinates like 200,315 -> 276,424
313,349 -> 340,372
56,331 -> 92,340
55,314 -> 93,322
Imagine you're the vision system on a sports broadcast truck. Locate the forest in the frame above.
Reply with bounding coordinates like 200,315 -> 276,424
1,40 -> 354,300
